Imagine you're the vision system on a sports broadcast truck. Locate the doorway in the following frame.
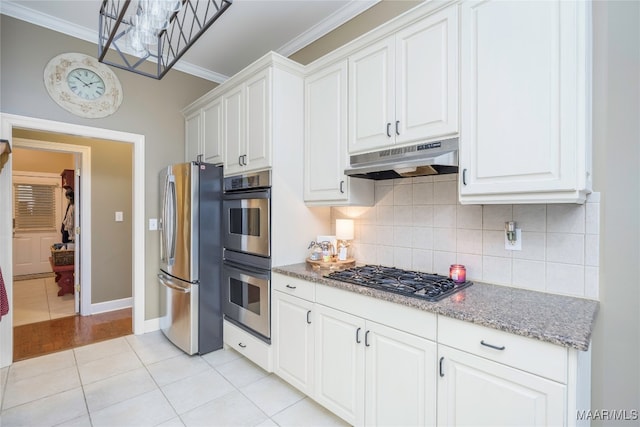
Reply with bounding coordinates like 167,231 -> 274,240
0,113 -> 146,367
12,157 -> 77,326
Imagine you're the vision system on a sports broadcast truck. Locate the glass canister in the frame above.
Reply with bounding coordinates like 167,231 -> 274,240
449,264 -> 466,283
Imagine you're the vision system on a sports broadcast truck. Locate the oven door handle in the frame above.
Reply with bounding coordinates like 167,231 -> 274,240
223,259 -> 271,280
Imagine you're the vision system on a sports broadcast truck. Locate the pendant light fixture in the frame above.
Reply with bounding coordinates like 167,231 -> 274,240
98,0 -> 232,79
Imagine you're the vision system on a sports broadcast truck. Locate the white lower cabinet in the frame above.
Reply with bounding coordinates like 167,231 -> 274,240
271,274 -> 590,427
437,345 -> 565,426
223,319 -> 272,373
314,304 -> 365,425
314,304 -> 437,427
364,320 -> 437,427
272,273 -> 437,426
272,290 -> 315,396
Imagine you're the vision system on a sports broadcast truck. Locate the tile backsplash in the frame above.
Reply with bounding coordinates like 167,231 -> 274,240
332,174 -> 600,300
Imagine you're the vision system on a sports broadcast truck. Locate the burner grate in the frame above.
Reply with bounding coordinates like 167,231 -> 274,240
326,265 -> 472,302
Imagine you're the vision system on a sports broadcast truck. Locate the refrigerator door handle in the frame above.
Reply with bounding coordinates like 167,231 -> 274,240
164,174 -> 177,265
158,274 -> 191,293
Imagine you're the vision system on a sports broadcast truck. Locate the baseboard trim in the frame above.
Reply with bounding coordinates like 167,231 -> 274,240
90,297 -> 132,314
144,318 -> 161,334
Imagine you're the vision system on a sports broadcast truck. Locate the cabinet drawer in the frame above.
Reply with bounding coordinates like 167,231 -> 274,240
438,316 -> 567,383
316,284 -> 436,341
272,273 -> 315,301
223,319 -> 273,373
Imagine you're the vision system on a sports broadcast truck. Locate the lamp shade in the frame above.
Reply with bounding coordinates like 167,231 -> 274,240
336,219 -> 354,240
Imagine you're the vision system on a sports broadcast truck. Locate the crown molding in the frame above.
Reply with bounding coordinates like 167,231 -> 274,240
0,0 -> 97,43
277,0 -> 380,57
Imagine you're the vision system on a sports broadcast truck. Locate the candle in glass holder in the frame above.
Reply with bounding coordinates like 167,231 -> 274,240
449,264 -> 466,283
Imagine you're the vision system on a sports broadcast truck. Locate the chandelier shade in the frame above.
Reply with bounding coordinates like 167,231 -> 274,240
98,0 -> 232,79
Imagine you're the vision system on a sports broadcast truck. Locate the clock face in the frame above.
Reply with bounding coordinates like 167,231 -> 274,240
66,68 -> 106,101
44,53 -> 123,118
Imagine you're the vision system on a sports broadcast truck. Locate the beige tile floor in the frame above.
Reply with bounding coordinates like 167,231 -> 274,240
12,277 -> 75,326
0,332 -> 350,427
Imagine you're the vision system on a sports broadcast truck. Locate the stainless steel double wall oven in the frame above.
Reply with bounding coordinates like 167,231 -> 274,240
222,170 -> 272,343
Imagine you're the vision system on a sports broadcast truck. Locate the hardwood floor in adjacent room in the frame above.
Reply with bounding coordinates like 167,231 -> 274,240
13,308 -> 133,362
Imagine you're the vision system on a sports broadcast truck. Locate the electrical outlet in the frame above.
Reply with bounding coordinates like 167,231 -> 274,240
505,228 -> 522,251
149,218 -> 158,231
115,211 -> 124,222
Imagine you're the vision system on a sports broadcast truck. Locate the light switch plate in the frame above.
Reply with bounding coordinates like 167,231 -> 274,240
115,211 -> 124,222
149,218 -> 158,231
505,228 -> 522,251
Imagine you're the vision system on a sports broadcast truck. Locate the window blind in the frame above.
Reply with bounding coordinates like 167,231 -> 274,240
14,183 -> 57,231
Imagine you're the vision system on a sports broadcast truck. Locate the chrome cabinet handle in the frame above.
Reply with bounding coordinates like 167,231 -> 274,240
356,327 -> 362,344
306,310 -> 312,324
238,342 -> 247,348
238,156 -> 243,166
339,180 -> 345,194
463,168 -> 468,186
286,284 -> 297,289
243,155 -> 247,165
365,330 -> 371,347
395,120 -> 400,135
386,123 -> 391,137
480,340 -> 506,351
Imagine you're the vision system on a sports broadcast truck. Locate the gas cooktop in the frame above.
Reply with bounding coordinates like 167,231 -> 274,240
326,265 -> 472,302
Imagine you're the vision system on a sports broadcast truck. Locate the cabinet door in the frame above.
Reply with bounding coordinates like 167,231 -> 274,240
348,37 -> 395,154
395,6 -> 458,145
365,321 -> 437,427
314,304 -> 365,426
223,85 -> 244,176
305,61 -> 374,206
459,0 -> 589,202
202,98 -> 223,165
185,110 -> 201,162
438,345 -> 565,426
304,61 -> 349,202
273,291 -> 314,396
245,68 -> 271,172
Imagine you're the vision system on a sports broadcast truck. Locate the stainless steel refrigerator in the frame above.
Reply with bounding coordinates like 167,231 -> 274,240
158,162 -> 223,355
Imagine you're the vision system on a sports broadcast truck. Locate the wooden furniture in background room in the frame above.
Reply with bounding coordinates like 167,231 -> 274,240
49,257 -> 74,296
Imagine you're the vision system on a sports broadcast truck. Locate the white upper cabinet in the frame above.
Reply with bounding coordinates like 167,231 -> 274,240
184,109 -> 201,162
459,0 -> 592,204
304,60 -> 374,206
348,6 -> 459,154
223,68 -> 272,176
202,98 -> 223,164
184,98 -> 223,165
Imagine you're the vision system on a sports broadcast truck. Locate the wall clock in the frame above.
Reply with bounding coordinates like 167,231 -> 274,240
44,53 -> 123,118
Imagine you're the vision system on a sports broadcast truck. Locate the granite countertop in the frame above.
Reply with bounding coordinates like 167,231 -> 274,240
272,263 -> 599,351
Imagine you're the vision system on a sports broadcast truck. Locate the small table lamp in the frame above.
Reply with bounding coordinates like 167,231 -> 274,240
336,219 -> 354,261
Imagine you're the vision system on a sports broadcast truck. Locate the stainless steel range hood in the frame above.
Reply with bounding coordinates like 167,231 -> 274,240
344,137 -> 459,180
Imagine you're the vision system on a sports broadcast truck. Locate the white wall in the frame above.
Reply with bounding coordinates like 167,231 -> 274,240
590,0 -> 640,421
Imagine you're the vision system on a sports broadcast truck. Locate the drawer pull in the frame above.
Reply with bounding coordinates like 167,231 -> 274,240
238,342 -> 247,348
286,284 -> 297,289
439,357 -> 445,377
481,340 -> 506,351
